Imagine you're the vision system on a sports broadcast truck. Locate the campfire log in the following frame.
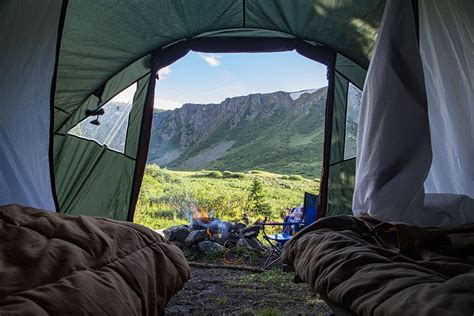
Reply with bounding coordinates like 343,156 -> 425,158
233,223 -> 246,232
241,225 -> 261,238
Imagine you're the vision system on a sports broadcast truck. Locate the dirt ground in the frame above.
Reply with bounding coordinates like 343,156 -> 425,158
165,266 -> 332,315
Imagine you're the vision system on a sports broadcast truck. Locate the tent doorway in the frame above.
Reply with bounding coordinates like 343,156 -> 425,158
134,50 -> 330,231
53,36 -> 366,224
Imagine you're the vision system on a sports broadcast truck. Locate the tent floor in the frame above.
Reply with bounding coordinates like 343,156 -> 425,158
165,266 -> 331,315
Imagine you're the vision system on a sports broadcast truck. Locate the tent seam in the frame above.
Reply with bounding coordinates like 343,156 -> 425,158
49,0 -> 69,212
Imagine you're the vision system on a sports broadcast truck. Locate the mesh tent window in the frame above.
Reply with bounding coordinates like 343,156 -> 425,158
68,84 -> 137,153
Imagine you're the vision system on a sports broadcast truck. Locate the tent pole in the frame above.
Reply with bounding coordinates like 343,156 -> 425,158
49,0 -> 69,212
318,54 -> 336,219
127,56 -> 158,222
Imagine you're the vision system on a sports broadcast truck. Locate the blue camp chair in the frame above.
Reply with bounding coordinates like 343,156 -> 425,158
260,192 -> 319,269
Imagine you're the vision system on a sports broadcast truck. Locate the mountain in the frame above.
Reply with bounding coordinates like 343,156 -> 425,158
70,87 -> 360,178
148,87 -> 332,178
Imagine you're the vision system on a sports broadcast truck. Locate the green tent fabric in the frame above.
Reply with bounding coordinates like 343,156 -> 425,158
325,54 -> 366,214
54,73 -> 153,220
54,0 -> 383,126
51,0 -> 384,220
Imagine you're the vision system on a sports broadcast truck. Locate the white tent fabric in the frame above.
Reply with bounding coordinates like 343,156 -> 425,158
353,0 -> 474,226
420,0 -> 474,199
0,1 -> 61,211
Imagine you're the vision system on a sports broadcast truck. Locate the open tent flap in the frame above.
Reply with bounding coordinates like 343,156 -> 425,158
420,0 -> 474,200
353,0 -> 474,227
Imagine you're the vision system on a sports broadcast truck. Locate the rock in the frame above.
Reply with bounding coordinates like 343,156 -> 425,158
170,240 -> 185,249
236,238 -> 253,250
242,225 -> 261,238
173,227 -> 191,242
163,225 -> 191,242
219,221 -> 235,235
226,232 -> 240,242
198,241 -> 224,256
163,226 -> 176,240
183,245 -> 200,259
191,219 -> 207,231
185,229 -> 207,246
208,234 -> 227,245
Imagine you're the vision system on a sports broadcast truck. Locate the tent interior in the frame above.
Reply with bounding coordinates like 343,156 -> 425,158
1,0 -> 473,314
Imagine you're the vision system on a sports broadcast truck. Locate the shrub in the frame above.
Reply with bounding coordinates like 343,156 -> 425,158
223,171 -> 246,179
288,175 -> 303,181
155,209 -> 174,220
145,164 -> 161,177
233,172 -> 246,179
207,170 -> 223,178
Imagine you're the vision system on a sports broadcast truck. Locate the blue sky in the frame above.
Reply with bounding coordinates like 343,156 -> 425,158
114,51 -> 328,110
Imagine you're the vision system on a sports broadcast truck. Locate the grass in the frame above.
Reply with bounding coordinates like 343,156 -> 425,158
215,297 -> 228,305
134,164 -> 319,230
226,269 -> 328,315
230,269 -> 298,289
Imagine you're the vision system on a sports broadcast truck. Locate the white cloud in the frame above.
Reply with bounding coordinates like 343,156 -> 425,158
198,53 -> 221,67
110,83 -> 137,103
158,66 -> 172,79
154,97 -> 182,110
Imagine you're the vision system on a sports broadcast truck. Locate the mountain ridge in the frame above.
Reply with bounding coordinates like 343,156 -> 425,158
148,87 -> 331,177
70,87 -> 360,178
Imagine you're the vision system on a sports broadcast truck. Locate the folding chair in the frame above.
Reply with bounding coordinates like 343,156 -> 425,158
260,192 -> 319,269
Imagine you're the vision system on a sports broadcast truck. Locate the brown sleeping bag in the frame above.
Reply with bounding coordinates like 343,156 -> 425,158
0,204 -> 190,315
282,215 -> 474,316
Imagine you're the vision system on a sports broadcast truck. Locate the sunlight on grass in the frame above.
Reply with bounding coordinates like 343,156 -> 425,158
134,165 -> 319,230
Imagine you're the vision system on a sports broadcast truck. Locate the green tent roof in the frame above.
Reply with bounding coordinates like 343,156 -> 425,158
54,0 -> 385,129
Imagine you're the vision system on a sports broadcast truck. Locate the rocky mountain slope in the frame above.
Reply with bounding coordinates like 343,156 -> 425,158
148,88 -> 332,177
70,87 -> 360,178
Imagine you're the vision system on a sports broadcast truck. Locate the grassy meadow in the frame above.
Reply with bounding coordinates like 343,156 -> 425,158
134,164 -> 319,230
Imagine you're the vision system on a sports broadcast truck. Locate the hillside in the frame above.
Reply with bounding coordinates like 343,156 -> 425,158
134,165 -> 320,229
148,88 -> 329,178
70,87 -> 361,178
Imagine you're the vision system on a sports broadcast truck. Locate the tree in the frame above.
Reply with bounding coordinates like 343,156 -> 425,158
247,178 -> 271,218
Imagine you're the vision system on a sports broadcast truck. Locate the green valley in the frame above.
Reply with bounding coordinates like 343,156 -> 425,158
148,88 -> 329,178
134,165 -> 319,229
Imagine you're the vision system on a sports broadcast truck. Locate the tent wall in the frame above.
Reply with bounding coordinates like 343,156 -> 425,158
324,54 -> 366,216
420,0 -> 474,199
54,72 -> 153,220
0,1 -> 62,211
353,0 -> 474,226
327,159 -> 356,216
54,0 -> 384,138
54,136 -> 135,219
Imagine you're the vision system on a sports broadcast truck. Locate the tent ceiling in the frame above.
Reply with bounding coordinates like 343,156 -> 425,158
54,0 -> 385,128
